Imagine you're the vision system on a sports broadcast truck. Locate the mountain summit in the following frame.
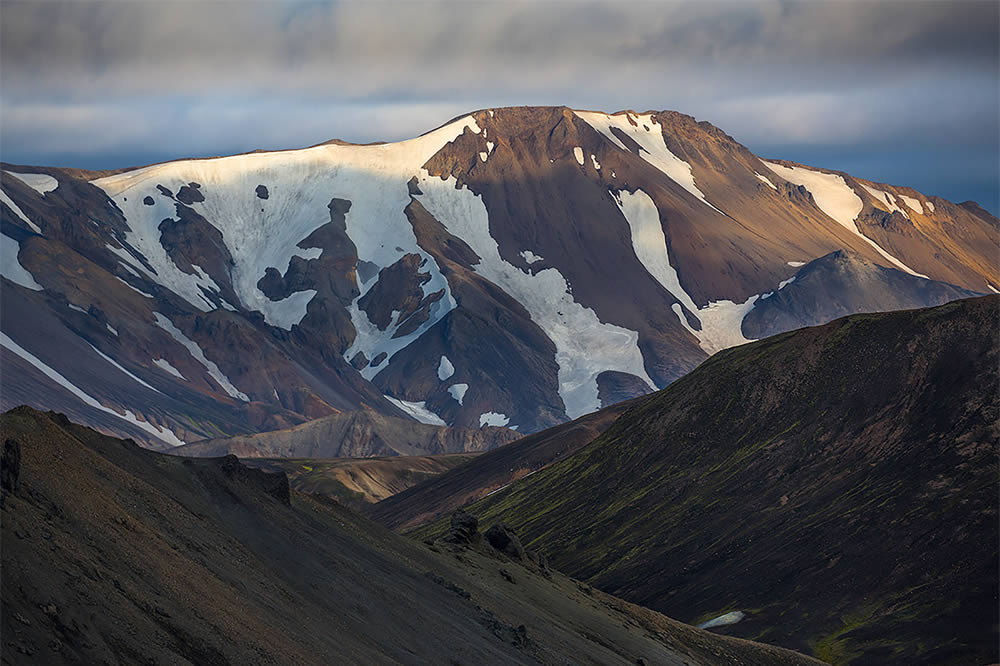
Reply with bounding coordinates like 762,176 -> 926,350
2,107 -> 995,446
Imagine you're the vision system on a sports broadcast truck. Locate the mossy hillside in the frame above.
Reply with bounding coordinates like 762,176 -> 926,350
422,297 -> 999,665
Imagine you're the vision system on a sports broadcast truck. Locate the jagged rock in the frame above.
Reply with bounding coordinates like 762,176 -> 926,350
2,437 -> 21,497
442,510 -> 479,545
485,523 -> 525,560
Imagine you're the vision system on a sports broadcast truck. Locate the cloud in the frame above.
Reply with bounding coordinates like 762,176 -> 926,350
1,0 -> 996,210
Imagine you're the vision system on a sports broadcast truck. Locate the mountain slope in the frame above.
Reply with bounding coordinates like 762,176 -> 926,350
242,454 -> 477,510
0,406 -> 822,665
171,409 -> 518,458
2,107 -> 995,446
369,396 -> 644,532
418,296 -> 999,665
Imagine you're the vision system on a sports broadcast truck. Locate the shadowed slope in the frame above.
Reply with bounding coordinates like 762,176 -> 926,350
422,296 -> 999,665
1,406 -> 822,665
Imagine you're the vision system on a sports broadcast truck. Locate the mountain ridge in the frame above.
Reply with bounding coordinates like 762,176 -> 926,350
2,105 -> 995,448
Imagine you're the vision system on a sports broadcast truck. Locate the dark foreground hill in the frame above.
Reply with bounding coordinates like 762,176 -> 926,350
0,406 -> 821,665
417,296 -> 1000,665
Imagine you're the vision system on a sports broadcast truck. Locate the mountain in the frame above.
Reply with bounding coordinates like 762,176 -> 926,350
242,454 -> 477,510
1,406 -> 823,665
170,409 -> 518,458
369,396 -> 644,531
411,296 -> 999,665
2,107 -> 996,447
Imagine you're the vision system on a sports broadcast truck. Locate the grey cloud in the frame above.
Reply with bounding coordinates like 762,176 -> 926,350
0,0 -> 996,211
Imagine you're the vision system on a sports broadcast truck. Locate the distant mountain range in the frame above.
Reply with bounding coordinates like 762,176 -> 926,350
403,296 -> 999,665
2,106 -> 996,447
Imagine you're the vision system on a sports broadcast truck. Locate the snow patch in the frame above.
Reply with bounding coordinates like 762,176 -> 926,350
106,324 -> 119,336
576,111 -> 722,214
860,184 -> 908,218
114,276 -> 153,299
615,190 -> 698,314
384,396 -> 447,426
0,189 -> 41,233
988,283 -> 999,294
486,141 -> 495,154
697,611 -> 745,630
787,261 -> 806,267
590,154 -> 601,170
416,173 -> 655,419
5,171 -> 58,195
778,276 -> 796,289
926,200 -> 935,212
520,250 -> 544,265
898,194 -> 924,214
92,115 -> 479,332
479,411 -> 510,427
448,383 -> 469,405
68,303 -> 87,314
153,312 -> 249,401
153,358 -> 185,380
438,355 -> 455,381
754,172 -> 777,190
1,233 -> 43,290
479,151 -> 488,162
761,161 -> 926,277
573,147 -> 585,166
87,343 -> 160,393
1,332 -> 185,447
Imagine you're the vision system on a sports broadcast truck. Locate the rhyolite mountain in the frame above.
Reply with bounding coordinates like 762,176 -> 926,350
2,107 -> 996,448
412,296 -> 999,665
1,406 -> 824,665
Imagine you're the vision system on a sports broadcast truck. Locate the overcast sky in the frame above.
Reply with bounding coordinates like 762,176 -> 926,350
2,0 -> 997,213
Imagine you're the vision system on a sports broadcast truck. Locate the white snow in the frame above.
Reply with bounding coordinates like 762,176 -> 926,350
114,276 -> 154,299
1,233 -> 43,290
87,343 -> 160,393
761,161 -> 926,277
787,261 -> 806,267
415,172 -> 655,419
437,355 -> 455,381
1,331 -> 185,447
479,151 -> 488,162
697,611 -> 745,630
0,189 -> 41,233
153,312 -> 249,401
68,303 -> 87,314
486,141 -> 495,154
926,200 -> 935,212
479,411 -> 510,427
615,188 -> 758,354
519,250 -> 544,265
611,170 -> 616,178
106,324 -> 119,336
898,194 -> 924,214
590,154 -> 601,170
754,172 -> 778,190
988,283 -> 999,294
448,383 -> 469,405
860,183 -> 908,218
5,171 -> 58,195
153,358 -> 185,380
384,396 -> 447,426
575,110 -> 722,214
92,115 -> 480,334
615,190 -> 698,314
573,147 -> 585,166
778,276 -> 796,290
